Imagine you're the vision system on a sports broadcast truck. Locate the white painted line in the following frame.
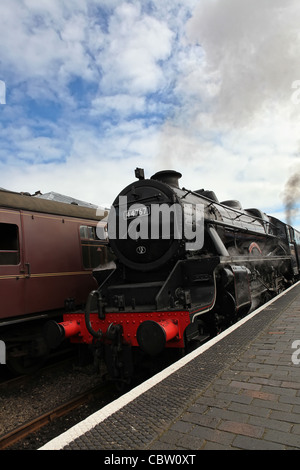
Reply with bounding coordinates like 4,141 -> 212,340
39,280 -> 300,450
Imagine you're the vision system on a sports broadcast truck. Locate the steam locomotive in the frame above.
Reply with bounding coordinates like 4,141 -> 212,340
45,168 -> 300,385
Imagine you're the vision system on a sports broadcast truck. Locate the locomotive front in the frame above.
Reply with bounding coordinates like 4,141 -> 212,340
44,168 -> 294,385
91,168 -> 213,357
107,168 -> 204,272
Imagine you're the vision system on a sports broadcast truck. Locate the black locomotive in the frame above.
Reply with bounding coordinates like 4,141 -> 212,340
45,168 -> 300,385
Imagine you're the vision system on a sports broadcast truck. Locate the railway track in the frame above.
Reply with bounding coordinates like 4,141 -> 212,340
0,383 -> 112,450
0,350 -> 118,450
0,337 -> 165,450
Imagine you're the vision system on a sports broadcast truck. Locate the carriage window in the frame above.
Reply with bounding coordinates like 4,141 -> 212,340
0,223 -> 20,265
80,225 -> 109,269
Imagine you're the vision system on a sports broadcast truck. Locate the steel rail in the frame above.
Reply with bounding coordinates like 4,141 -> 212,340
0,384 -> 110,450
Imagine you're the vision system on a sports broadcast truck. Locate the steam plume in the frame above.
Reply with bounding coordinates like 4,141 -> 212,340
186,0 -> 300,127
283,172 -> 300,226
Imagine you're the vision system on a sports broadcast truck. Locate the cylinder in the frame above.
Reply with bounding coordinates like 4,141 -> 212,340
136,319 -> 179,356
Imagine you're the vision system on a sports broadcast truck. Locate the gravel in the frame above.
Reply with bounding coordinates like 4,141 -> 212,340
0,359 -> 119,450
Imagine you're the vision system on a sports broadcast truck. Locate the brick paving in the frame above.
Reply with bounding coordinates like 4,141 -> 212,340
148,290 -> 300,450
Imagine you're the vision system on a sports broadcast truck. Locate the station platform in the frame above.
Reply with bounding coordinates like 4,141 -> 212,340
40,281 -> 300,451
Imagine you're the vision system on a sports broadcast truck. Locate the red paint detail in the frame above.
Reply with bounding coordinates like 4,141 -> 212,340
59,320 -> 81,339
249,242 -> 262,254
60,310 -> 191,349
156,319 -> 179,342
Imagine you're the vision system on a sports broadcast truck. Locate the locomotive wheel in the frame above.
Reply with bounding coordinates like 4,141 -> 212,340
6,336 -> 50,376
6,353 -> 48,376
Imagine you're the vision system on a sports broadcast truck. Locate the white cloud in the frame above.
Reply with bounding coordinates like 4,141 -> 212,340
150,0 -> 300,227
90,94 -> 145,117
1,0 -> 300,229
97,3 -> 174,95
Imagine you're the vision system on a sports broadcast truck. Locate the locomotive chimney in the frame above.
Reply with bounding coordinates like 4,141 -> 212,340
151,170 -> 182,188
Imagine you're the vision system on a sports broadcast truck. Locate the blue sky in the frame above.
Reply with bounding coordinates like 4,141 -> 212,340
1,0 -> 300,227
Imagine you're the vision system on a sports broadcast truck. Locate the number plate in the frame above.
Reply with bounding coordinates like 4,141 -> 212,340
123,206 -> 150,219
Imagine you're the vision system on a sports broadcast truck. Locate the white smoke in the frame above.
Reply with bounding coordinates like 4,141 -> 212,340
155,0 -> 300,222
185,0 -> 300,127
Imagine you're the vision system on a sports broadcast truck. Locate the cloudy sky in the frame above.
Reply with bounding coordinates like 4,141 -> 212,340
1,0 -> 300,227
